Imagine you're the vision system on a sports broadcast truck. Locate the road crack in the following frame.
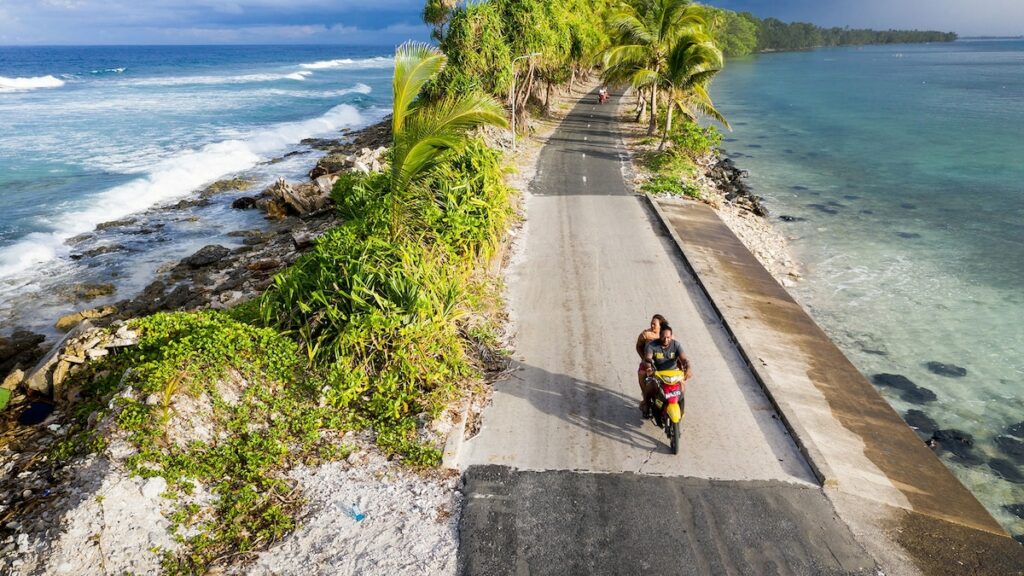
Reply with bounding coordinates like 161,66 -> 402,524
636,446 -> 657,475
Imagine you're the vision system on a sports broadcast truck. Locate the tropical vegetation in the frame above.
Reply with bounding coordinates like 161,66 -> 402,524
703,7 -> 957,56
602,0 -> 729,146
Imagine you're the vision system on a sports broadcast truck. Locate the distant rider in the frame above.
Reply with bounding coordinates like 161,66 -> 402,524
641,324 -> 692,418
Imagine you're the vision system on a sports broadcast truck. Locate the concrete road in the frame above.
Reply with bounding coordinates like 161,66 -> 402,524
459,466 -> 875,576
455,90 -> 882,573
459,92 -> 812,483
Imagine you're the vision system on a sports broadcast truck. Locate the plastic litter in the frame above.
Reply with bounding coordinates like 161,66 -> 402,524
348,503 -> 365,522
17,401 -> 54,425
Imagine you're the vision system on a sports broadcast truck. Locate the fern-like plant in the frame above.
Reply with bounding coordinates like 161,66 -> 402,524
389,42 -> 508,237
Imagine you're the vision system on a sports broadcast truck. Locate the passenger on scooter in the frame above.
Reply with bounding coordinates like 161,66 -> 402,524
636,313 -> 667,400
641,324 -> 692,418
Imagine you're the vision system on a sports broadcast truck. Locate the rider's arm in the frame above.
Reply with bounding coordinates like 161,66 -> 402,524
643,342 -> 656,372
678,352 -> 692,380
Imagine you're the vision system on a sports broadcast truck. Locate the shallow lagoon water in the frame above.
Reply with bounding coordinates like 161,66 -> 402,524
713,39 -> 1024,535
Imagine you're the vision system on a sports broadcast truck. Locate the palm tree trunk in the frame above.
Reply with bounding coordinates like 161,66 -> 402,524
544,81 -> 552,116
647,88 -> 658,135
659,105 -> 674,150
634,90 -> 646,123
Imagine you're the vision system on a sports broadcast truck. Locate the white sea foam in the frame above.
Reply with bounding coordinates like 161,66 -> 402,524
127,70 -> 312,86
90,67 -> 126,74
0,75 -> 65,92
0,104 -> 368,278
299,57 -> 394,70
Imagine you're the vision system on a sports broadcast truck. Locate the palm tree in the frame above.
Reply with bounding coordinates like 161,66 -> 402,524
602,0 -> 707,135
657,32 -> 729,149
389,42 -> 508,237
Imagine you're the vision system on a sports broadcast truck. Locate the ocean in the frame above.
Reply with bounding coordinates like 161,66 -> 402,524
712,38 -> 1024,537
0,45 -> 394,333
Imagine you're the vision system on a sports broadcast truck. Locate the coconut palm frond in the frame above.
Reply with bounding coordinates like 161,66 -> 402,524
687,83 -> 730,129
392,93 -> 507,193
393,42 -> 447,134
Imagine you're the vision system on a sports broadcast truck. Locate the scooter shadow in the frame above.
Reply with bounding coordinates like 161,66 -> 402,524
497,360 -> 676,454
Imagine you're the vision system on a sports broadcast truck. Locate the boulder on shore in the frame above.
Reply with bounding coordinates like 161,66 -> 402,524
265,178 -> 331,216
181,245 -> 231,268
231,196 -> 259,210
55,306 -> 117,332
59,282 -> 116,302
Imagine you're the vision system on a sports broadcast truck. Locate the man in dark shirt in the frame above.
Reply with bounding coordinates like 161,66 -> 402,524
641,324 -> 692,417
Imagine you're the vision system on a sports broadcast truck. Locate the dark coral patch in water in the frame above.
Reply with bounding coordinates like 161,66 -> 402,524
779,215 -> 807,222
872,373 -> 916,390
1005,504 -> 1024,519
806,203 -> 839,215
897,232 -> 922,239
996,435 -> 1024,465
989,458 -> 1024,484
872,373 -> 938,404
925,361 -> 967,378
928,428 -> 983,464
1006,422 -> 1024,438
903,409 -> 938,440
900,203 -> 917,209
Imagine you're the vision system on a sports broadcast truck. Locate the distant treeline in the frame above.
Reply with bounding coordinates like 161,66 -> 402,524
704,8 -> 958,56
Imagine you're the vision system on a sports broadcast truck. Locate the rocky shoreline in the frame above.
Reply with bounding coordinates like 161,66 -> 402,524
0,118 -> 395,572
615,102 -> 802,285
0,119 -> 390,396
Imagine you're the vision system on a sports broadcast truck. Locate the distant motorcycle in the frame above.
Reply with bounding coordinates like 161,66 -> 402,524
597,90 -> 609,104
645,369 -> 685,454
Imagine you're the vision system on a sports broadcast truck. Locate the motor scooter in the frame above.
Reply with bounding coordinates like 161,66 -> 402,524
645,369 -> 685,454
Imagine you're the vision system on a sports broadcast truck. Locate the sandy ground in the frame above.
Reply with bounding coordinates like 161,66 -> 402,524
240,449 -> 462,576
2,452 -> 178,576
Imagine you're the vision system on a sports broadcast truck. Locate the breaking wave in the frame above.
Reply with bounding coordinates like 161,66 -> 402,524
299,57 -> 394,70
0,104 -> 369,278
0,75 -> 65,92
127,70 -> 313,86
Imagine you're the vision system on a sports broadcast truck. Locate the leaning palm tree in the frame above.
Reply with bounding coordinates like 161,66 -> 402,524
388,42 -> 508,237
657,32 -> 729,149
602,0 -> 707,134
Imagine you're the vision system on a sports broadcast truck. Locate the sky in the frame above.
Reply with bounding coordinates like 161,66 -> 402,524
0,0 -> 1020,45
713,0 -> 1024,37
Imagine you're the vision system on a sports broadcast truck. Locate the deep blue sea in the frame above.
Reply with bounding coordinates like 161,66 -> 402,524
713,39 -> 1024,536
0,45 -> 393,332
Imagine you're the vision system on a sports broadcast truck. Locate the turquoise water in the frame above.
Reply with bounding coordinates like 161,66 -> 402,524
713,39 -> 1024,536
0,46 -> 394,332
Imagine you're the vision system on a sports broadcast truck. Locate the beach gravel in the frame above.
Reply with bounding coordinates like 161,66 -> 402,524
240,451 -> 461,576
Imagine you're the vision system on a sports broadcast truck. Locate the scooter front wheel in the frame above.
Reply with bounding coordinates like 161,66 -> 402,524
668,421 -> 680,454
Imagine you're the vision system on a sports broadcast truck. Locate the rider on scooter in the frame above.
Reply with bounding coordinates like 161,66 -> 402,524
642,324 -> 692,418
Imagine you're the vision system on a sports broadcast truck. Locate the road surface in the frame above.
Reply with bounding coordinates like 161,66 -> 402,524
456,90 -> 877,574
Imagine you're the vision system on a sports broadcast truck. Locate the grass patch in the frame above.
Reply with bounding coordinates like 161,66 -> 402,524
636,121 -> 721,201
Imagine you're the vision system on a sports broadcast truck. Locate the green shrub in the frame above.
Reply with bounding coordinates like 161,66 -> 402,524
641,175 -> 702,200
670,122 -> 723,157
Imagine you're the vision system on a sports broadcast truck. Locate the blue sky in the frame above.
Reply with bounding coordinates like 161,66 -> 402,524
0,0 -> 1020,45
714,0 -> 1024,37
